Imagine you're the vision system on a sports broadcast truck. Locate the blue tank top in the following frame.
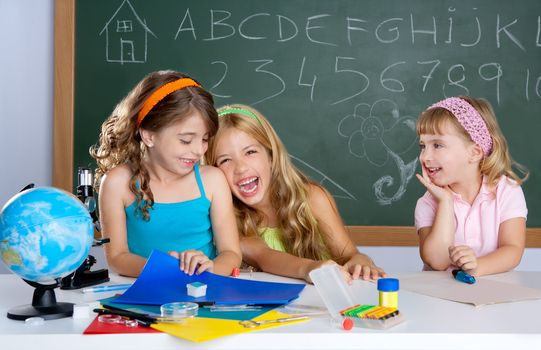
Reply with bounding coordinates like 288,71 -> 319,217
125,164 -> 216,259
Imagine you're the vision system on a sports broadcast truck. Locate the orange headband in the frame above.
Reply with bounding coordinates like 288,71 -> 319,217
137,78 -> 201,127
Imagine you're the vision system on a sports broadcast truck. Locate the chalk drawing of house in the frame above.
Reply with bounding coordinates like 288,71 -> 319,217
99,0 -> 157,64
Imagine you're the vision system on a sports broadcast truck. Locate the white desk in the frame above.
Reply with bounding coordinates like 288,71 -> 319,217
1,271 -> 540,350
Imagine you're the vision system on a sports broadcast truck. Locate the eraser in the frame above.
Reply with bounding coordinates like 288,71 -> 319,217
187,282 -> 207,298
342,318 -> 354,331
72,303 -> 91,319
230,267 -> 240,277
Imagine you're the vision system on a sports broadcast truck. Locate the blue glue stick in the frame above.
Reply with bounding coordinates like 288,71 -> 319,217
452,269 -> 476,284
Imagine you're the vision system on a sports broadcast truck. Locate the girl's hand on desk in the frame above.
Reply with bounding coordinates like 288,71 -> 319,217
344,261 -> 386,281
168,250 -> 214,275
304,260 -> 352,285
449,245 -> 478,274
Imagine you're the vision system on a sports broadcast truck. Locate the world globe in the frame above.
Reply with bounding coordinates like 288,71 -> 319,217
0,186 -> 93,283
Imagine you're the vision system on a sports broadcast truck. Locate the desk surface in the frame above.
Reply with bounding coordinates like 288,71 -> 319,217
1,271 -> 540,350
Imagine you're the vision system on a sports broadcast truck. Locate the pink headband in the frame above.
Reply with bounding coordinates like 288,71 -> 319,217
428,97 -> 493,156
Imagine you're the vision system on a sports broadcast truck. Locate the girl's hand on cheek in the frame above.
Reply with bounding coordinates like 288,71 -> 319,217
416,164 -> 453,203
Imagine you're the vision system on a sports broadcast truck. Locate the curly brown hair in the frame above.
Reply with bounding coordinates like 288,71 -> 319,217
90,70 -> 218,220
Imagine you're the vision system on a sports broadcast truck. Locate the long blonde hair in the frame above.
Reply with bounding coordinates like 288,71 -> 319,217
205,104 -> 332,261
417,96 -> 528,187
90,70 -> 218,220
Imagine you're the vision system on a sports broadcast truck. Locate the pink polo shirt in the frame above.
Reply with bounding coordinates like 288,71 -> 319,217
415,176 -> 527,260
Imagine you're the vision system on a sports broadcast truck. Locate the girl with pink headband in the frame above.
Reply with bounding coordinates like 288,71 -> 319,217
415,96 -> 529,276
91,70 -> 241,277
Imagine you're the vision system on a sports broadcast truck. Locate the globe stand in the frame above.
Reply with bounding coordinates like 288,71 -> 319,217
60,254 -> 110,290
7,279 -> 73,321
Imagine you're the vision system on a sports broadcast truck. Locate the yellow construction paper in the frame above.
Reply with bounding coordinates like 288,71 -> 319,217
152,310 -> 308,343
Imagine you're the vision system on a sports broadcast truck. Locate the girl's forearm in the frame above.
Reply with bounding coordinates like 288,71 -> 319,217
107,251 -> 147,277
420,200 -> 455,270
259,251 -> 319,281
212,250 -> 242,276
344,253 -> 375,267
472,245 -> 523,276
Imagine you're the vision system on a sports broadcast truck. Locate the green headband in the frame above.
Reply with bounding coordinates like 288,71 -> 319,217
218,107 -> 262,126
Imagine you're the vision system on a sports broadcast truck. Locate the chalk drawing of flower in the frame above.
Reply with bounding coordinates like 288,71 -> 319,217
338,99 -> 417,166
337,99 -> 418,205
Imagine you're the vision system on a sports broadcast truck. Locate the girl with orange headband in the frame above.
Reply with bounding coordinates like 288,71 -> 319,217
415,96 -> 528,276
91,71 -> 241,277
205,104 -> 385,283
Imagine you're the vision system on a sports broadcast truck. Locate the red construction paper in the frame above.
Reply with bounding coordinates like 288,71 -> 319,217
83,315 -> 161,334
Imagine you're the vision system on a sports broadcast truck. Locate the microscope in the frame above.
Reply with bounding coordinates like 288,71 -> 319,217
60,167 -> 110,289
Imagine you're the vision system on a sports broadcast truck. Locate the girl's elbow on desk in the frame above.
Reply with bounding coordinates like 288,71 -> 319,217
419,246 -> 450,271
421,255 -> 451,271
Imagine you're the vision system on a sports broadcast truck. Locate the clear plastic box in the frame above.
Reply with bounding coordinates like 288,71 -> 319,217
331,314 -> 405,330
309,265 -> 404,330
160,302 -> 198,323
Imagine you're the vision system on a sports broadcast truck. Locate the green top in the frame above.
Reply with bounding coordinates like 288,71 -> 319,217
258,227 -> 331,260
259,227 -> 286,252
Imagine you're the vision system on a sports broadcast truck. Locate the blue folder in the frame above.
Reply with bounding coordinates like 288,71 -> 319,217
114,250 -> 305,306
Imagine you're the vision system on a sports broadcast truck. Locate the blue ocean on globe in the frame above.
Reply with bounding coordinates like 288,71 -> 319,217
0,187 -> 93,282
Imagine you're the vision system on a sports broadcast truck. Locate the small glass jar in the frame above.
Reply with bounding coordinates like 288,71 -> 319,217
160,302 -> 198,323
377,278 -> 399,308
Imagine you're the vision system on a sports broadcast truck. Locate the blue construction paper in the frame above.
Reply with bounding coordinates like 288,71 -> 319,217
100,296 -> 276,321
114,250 -> 305,306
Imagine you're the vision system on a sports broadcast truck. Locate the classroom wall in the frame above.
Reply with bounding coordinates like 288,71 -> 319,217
0,0 -> 53,206
0,1 -> 538,275
0,0 -> 54,273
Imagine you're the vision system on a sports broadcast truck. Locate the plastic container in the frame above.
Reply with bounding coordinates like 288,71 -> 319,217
160,302 -> 198,323
342,313 -> 405,330
309,265 -> 356,317
377,278 -> 399,308
309,265 -> 404,330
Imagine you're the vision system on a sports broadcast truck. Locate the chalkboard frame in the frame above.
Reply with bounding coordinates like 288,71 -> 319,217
53,0 -> 540,247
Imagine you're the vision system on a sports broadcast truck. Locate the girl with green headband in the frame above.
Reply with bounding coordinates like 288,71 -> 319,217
206,104 -> 385,282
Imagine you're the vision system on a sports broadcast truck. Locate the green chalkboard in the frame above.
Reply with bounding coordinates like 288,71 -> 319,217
74,0 -> 541,226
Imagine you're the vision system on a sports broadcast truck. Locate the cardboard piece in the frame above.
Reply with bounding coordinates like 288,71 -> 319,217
399,271 -> 541,307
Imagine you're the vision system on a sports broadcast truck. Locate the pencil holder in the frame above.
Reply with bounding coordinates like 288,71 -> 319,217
310,265 -> 405,330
